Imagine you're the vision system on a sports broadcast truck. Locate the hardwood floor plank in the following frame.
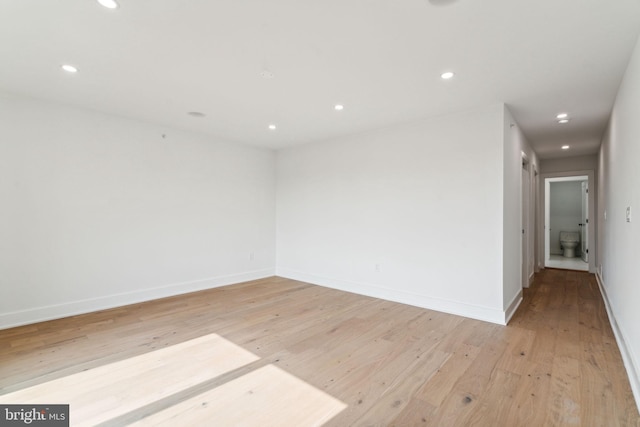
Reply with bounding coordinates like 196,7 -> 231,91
464,369 -> 522,427
129,365 -> 346,427
547,355 -> 582,425
1,334 -> 259,426
417,343 -> 480,406
504,359 -> 553,425
387,397 -> 438,425
344,348 -> 449,426
0,271 -> 638,426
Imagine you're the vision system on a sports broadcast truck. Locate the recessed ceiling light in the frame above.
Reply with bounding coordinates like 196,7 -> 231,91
334,104 -> 344,111
558,119 -> 570,124
440,71 -> 455,80
556,113 -> 568,119
187,111 -> 206,118
61,64 -> 78,73
268,124 -> 277,130
562,145 -> 570,150
97,0 -> 119,9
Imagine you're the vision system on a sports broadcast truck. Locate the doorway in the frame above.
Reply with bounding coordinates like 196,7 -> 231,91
522,156 -> 530,288
544,175 -> 589,271
581,181 -> 589,263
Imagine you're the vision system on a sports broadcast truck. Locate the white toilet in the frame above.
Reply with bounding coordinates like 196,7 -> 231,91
559,231 -> 580,258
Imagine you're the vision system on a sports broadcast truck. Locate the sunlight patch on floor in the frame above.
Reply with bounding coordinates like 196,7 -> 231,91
1,333 -> 259,426
130,364 -> 347,426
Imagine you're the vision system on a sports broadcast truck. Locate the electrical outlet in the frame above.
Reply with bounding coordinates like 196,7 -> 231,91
626,206 -> 631,222
375,263 -> 380,273
249,252 -> 255,261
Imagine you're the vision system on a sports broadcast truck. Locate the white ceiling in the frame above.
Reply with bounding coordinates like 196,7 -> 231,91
1,0 -> 639,158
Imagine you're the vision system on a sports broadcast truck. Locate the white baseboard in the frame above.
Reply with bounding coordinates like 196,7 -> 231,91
595,273 -> 640,413
277,268 -> 508,325
0,268 -> 275,330
528,272 -> 535,287
504,289 -> 523,324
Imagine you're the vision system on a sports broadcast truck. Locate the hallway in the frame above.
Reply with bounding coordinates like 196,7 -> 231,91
509,269 -> 638,425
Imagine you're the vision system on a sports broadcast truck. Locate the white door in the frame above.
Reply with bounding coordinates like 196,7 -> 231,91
581,181 -> 589,262
544,179 -> 550,267
522,165 -> 529,287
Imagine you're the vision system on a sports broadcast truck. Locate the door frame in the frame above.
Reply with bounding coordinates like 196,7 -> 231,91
521,153 -> 530,288
539,169 -> 596,273
581,181 -> 589,262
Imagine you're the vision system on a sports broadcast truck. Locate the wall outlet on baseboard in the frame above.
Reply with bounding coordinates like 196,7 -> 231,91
375,263 -> 380,273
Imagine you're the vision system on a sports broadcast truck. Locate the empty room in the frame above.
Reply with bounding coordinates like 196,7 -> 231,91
1,0 -> 639,425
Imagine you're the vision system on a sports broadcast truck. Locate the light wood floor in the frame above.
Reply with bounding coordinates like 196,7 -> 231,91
1,270 -> 638,426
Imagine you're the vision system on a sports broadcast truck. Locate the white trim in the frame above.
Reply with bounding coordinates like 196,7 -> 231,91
277,268 -> 507,325
504,289 -> 523,324
540,169 -> 596,273
0,269 -> 275,330
528,272 -> 535,287
596,273 -> 640,413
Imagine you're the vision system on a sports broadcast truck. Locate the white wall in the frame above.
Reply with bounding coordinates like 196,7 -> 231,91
503,106 -> 538,311
277,105 -> 511,324
597,35 -> 640,410
1,97 -> 532,329
540,155 -> 598,174
0,93 -> 276,328
549,181 -> 583,255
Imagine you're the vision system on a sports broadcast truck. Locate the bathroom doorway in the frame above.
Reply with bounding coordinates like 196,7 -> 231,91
544,175 -> 589,271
